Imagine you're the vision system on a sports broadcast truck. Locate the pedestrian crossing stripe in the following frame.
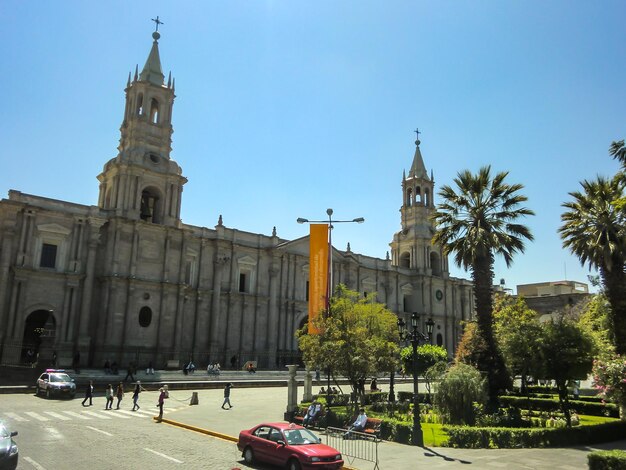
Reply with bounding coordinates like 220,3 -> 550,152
24,412 -> 49,421
1,407 -> 177,423
43,411 -> 71,420
4,412 -> 27,422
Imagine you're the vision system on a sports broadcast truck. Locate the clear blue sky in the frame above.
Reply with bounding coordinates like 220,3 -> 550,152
2,1 -> 624,293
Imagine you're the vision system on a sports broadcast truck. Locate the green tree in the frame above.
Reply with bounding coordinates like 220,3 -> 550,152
296,284 -> 399,404
559,176 -> 626,354
434,363 -> 487,425
536,318 -> 595,427
432,166 -> 534,404
493,294 -> 543,394
577,294 -> 615,359
400,343 -> 448,402
454,321 -> 488,367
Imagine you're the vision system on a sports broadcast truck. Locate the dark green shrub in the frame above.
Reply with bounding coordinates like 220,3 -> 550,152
499,395 -> 618,418
378,418 -> 412,444
397,391 -> 429,403
588,450 -> 626,470
361,392 -> 387,405
445,421 -> 626,448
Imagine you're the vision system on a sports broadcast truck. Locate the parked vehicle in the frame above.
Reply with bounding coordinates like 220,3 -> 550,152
35,369 -> 76,399
0,421 -> 18,470
238,422 -> 343,470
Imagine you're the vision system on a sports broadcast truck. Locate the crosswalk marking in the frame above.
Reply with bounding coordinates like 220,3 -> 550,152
1,406 -> 171,424
82,410 -> 112,419
4,412 -> 28,422
44,411 -> 71,421
63,411 -> 90,420
117,409 -> 143,418
25,411 -> 49,421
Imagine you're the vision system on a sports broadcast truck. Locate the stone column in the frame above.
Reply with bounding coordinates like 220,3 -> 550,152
284,364 -> 299,421
303,367 -> 313,402
0,225 -> 15,341
267,264 -> 279,368
77,221 -> 103,354
209,255 -> 228,354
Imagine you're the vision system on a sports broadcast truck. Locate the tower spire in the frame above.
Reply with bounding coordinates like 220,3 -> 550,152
409,128 -> 428,179
139,19 -> 165,86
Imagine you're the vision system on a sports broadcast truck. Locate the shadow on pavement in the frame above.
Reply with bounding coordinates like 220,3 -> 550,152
423,446 -> 472,464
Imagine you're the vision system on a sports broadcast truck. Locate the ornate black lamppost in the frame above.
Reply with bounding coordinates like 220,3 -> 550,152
398,313 -> 435,446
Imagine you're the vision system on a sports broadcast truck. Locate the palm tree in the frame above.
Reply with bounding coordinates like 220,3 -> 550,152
609,140 -> 626,167
559,176 -> 626,353
432,166 -> 534,404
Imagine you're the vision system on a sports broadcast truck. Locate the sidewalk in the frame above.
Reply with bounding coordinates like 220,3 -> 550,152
158,384 -> 626,470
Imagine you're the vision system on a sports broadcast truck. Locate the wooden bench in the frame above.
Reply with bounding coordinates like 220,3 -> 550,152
363,418 -> 382,436
293,407 -> 326,429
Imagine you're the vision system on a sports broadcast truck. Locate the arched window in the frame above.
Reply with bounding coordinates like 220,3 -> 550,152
406,188 -> 412,207
400,252 -> 410,268
415,186 -> 421,204
139,187 -> 162,224
139,306 -> 152,327
436,333 -> 443,347
136,93 -> 144,115
150,98 -> 159,124
430,252 -> 441,276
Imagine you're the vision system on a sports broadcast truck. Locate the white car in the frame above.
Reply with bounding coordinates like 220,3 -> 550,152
36,369 -> 76,399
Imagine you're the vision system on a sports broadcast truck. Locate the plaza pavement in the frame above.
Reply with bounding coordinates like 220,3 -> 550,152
156,383 -> 626,470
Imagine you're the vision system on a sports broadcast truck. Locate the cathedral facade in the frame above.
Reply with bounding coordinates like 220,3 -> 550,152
0,31 -> 474,369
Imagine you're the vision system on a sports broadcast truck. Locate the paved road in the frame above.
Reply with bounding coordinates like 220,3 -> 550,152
3,384 -> 626,469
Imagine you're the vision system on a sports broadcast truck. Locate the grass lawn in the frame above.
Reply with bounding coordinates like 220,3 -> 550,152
422,423 -> 448,446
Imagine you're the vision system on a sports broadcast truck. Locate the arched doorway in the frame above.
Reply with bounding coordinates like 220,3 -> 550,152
22,310 -> 56,365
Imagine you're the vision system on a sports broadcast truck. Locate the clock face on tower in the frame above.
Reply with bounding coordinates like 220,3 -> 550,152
435,289 -> 443,301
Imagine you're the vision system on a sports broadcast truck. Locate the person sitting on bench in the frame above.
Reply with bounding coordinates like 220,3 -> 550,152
344,408 -> 367,438
303,401 -> 322,427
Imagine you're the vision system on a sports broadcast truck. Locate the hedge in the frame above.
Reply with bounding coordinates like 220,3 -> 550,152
588,450 -> 626,470
499,396 -> 619,418
445,421 -> 626,449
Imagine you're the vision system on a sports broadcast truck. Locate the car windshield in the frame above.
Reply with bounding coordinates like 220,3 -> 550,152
50,373 -> 72,383
282,428 -> 321,446
0,424 -> 8,438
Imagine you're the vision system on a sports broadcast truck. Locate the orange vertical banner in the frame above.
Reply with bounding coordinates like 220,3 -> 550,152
308,224 -> 329,334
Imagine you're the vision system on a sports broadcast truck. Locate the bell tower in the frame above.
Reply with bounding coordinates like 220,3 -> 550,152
97,24 -> 187,227
390,131 -> 446,276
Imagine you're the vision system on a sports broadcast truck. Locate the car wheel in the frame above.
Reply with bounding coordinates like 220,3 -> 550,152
46,389 -> 51,399
243,446 -> 255,464
287,458 -> 301,470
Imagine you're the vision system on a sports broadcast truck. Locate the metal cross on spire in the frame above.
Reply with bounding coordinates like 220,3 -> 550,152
414,128 -> 421,140
151,16 -> 164,32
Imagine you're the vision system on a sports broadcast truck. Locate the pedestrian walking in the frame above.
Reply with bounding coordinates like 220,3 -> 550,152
81,380 -> 94,406
105,384 -> 114,410
221,382 -> 233,409
131,381 -> 141,411
124,362 -> 136,382
146,360 -> 154,375
157,385 -> 168,422
115,382 -> 124,409
51,351 -> 57,368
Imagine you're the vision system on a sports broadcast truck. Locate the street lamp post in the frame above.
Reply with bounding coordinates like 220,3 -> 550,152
298,209 -> 364,405
398,312 -> 435,447
297,208 -> 364,308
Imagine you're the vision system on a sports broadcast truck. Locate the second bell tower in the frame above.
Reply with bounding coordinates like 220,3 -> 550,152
390,131 -> 447,277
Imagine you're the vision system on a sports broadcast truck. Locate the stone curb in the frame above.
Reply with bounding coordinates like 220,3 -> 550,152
152,416 -> 358,470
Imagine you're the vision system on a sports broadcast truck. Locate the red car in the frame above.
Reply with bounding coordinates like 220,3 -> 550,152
238,422 -> 343,470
